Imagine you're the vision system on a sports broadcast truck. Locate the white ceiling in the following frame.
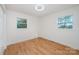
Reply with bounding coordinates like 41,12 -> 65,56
6,4 -> 79,17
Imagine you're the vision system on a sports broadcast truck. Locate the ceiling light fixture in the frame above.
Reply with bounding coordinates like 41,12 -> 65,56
35,4 -> 45,11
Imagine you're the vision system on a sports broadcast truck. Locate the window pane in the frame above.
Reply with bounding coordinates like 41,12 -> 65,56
58,15 -> 72,29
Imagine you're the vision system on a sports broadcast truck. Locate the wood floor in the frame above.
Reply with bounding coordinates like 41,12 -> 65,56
4,37 -> 79,55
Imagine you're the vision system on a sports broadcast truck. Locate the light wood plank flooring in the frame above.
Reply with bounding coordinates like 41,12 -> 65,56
4,37 -> 79,55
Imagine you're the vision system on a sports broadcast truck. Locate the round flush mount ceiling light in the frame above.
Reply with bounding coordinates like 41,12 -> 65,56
35,4 -> 45,11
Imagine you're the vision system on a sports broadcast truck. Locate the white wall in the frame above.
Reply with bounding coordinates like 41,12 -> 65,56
37,17 -> 42,37
6,10 -> 38,45
0,5 -> 4,45
40,6 -> 79,49
0,5 -> 7,54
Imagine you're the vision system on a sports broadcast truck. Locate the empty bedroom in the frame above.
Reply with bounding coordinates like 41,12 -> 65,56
0,4 -> 79,55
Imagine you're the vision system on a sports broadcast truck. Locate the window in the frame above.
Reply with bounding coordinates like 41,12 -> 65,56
17,17 -> 27,28
58,15 -> 72,29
